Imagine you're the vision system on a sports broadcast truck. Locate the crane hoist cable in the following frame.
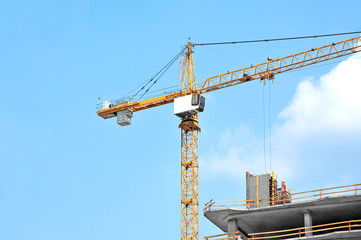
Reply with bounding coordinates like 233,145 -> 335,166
269,79 -> 272,172
193,30 -> 361,174
97,34 -> 361,240
122,31 -> 361,103
263,83 -> 267,172
262,80 -> 273,173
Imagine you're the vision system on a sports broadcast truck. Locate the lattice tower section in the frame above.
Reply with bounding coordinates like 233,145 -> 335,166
180,115 -> 200,240
181,42 -> 197,92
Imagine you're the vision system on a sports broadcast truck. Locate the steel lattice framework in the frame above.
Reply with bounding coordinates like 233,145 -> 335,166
180,116 -> 200,240
96,35 -> 361,240
97,35 -> 361,116
179,43 -> 200,240
181,43 -> 197,93
197,36 -> 361,92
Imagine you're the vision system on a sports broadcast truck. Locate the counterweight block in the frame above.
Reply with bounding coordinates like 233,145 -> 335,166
117,109 -> 133,126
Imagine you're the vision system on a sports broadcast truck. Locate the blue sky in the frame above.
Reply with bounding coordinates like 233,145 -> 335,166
1,1 -> 361,239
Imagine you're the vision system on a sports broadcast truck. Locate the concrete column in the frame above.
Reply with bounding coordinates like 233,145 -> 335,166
227,219 -> 238,240
304,211 -> 313,237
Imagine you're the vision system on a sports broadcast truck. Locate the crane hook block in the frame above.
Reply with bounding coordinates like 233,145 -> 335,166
174,93 -> 205,117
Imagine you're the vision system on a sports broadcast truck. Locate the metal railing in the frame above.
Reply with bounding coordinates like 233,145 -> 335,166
96,86 -> 181,111
204,183 -> 360,212
204,219 -> 361,240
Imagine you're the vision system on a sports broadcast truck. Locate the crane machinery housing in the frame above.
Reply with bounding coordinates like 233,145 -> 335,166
97,34 -> 361,240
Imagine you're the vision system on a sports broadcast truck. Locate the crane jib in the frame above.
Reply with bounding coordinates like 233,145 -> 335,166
97,35 -> 361,119
96,33 -> 361,240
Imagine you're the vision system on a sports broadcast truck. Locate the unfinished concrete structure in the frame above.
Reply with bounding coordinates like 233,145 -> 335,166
246,172 -> 293,209
204,174 -> 361,240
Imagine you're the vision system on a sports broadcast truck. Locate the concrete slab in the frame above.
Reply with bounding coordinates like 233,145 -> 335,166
204,195 -> 361,236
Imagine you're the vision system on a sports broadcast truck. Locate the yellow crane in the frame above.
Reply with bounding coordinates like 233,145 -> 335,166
97,35 -> 361,240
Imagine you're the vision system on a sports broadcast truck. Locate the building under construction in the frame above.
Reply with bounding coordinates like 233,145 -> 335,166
97,34 -> 361,240
203,172 -> 361,240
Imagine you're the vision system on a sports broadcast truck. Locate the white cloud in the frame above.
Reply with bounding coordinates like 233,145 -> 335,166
201,126 -> 266,179
279,54 -> 361,132
201,53 -> 361,183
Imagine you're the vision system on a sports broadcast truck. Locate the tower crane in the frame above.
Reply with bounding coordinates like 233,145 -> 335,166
97,35 -> 361,240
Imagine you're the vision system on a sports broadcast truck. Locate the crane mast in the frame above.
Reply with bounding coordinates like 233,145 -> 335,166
96,35 -> 361,240
180,115 -> 200,240
179,43 -> 200,240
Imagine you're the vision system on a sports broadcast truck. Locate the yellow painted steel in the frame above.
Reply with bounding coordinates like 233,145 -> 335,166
196,36 -> 361,93
180,115 -> 200,240
179,44 -> 199,240
270,171 -> 278,206
181,42 -> 197,92
97,35 -> 361,117
96,35 -> 361,240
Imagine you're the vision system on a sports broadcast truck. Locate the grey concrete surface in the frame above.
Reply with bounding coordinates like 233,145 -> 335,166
204,195 -> 361,238
304,210 -> 312,237
227,220 -> 238,240
246,172 -> 271,209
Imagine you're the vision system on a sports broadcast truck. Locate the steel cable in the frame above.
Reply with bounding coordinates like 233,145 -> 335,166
128,46 -> 186,101
193,31 -> 361,46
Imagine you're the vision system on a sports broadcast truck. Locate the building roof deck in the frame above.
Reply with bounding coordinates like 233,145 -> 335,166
204,195 -> 361,235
